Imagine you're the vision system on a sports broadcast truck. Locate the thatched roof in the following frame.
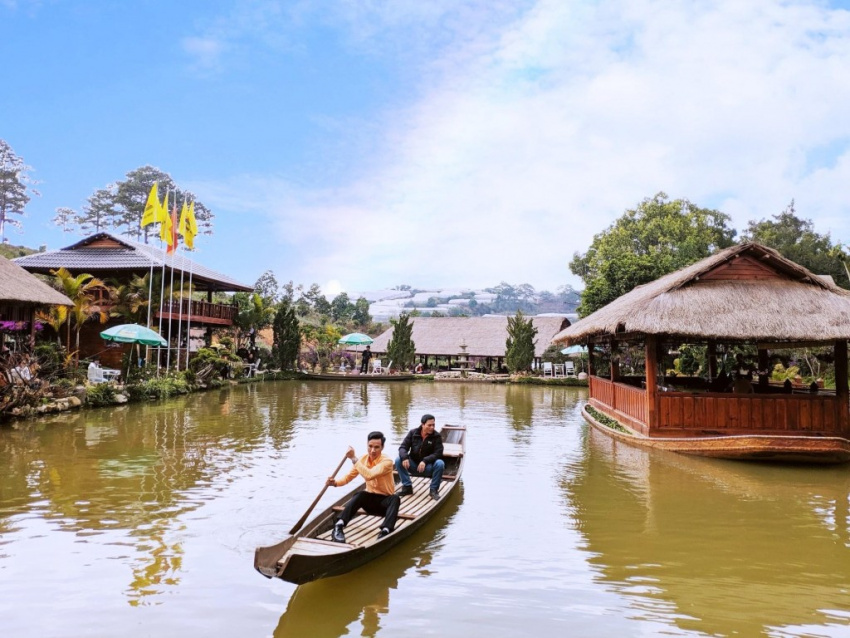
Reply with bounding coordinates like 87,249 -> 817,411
370,316 -> 570,358
0,255 -> 72,306
554,242 -> 850,345
14,232 -> 252,292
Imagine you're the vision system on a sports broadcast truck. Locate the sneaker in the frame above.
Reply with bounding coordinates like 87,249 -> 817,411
400,485 -> 413,496
429,488 -> 440,501
332,523 -> 346,543
377,528 -> 390,539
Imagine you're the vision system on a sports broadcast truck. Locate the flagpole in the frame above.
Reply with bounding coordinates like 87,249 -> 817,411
157,189 -> 169,375
176,205 -> 186,370
165,203 -> 177,372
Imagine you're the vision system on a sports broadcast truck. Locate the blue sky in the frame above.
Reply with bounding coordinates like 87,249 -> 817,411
3,0 -> 850,296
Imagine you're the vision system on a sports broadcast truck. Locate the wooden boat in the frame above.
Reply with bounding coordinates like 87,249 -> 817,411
300,371 -> 415,382
254,424 -> 466,584
583,405 -> 850,464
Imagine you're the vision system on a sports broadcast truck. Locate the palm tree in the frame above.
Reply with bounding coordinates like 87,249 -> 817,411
110,273 -> 155,325
50,267 -> 110,359
35,305 -> 68,347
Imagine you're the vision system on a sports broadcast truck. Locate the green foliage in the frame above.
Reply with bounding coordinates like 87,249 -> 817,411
85,383 -> 116,406
125,373 -> 190,401
386,313 -> 416,371
541,344 -> 567,364
52,165 -> 214,240
331,292 -> 355,322
586,405 -> 629,433
570,193 -> 736,316
272,299 -> 301,371
232,291 -> 275,348
770,363 -> 801,383
744,201 -> 850,288
352,297 -> 371,326
675,344 -> 706,376
505,311 -> 537,373
0,139 -> 39,241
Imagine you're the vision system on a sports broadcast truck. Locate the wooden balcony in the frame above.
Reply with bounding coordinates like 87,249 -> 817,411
156,299 -> 238,325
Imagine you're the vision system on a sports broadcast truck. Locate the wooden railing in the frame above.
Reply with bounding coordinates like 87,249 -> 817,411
590,376 -> 647,429
658,393 -> 843,435
156,300 -> 238,325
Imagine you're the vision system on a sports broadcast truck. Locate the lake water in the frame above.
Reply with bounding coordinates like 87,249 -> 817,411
1,380 -> 850,637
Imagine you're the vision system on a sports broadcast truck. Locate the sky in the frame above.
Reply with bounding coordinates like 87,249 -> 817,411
3,0 -> 850,297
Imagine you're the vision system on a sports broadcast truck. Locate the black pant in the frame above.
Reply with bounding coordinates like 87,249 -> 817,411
361,359 -> 370,373
337,491 -> 400,532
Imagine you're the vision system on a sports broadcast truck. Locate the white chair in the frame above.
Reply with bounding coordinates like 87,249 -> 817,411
542,361 -> 553,377
564,361 -> 576,377
553,363 -> 565,378
371,359 -> 383,374
87,364 -> 106,385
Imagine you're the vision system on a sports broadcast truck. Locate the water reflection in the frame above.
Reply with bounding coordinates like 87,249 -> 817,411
274,486 -> 463,638
387,383 -> 412,436
563,428 -> 850,636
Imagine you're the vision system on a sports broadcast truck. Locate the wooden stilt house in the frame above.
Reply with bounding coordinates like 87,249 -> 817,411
554,242 -> 850,463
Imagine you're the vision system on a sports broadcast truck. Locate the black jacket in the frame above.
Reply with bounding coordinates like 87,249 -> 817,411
398,426 -> 443,465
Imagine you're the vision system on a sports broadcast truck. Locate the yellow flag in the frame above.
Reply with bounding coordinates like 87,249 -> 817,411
179,200 -> 198,249
159,190 -> 172,244
141,183 -> 159,227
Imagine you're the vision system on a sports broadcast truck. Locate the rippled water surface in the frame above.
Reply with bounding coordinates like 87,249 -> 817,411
2,380 -> 850,637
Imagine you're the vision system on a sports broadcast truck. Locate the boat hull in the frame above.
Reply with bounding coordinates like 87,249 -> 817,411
255,425 -> 466,584
300,372 -> 415,382
582,405 -> 850,464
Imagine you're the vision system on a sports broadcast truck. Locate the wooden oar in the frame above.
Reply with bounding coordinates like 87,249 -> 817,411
289,454 -> 351,535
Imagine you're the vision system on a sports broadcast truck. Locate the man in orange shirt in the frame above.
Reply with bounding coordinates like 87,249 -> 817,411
327,431 -> 401,542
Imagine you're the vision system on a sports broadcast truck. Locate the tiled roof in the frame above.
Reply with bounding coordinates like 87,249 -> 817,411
13,232 -> 252,292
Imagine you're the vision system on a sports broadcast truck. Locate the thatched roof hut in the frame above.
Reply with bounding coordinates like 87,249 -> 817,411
554,242 -> 850,345
0,255 -> 72,307
371,316 -> 570,358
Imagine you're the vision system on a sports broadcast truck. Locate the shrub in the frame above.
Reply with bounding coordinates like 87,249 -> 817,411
86,383 -> 116,407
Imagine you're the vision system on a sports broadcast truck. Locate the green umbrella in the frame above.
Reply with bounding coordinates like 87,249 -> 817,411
101,324 -> 168,346
101,324 -> 168,382
338,333 -> 374,346
338,333 -> 373,372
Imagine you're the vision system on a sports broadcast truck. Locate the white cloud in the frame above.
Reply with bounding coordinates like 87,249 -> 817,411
200,0 -> 850,291
181,36 -> 227,71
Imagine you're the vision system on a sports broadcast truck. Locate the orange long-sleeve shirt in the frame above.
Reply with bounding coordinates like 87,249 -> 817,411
335,454 -> 395,496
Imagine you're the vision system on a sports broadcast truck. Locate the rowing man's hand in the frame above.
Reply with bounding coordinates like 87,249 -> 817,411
345,446 -> 356,460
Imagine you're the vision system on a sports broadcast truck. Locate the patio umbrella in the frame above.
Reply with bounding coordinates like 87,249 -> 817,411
560,345 -> 586,357
339,333 -> 374,371
101,324 -> 168,380
101,324 -> 168,346
561,344 -> 587,372
338,333 -> 374,346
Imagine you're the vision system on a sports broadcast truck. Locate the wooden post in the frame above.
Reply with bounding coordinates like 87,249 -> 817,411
610,341 -> 620,382
645,335 -> 659,430
835,340 -> 849,433
707,340 -> 717,381
758,349 -> 769,389
587,344 -> 595,376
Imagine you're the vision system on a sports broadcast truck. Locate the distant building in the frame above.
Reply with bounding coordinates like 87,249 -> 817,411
369,315 -> 570,371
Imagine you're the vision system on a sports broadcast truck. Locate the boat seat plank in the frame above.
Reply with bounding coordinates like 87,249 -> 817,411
332,505 -> 416,520
442,443 -> 464,457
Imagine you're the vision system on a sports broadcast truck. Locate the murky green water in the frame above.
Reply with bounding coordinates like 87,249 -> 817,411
1,381 -> 849,637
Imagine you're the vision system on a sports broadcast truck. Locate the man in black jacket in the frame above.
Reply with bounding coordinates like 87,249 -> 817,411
395,413 -> 445,500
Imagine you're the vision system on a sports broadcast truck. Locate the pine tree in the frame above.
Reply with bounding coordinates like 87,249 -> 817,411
0,139 -> 39,242
387,313 -> 416,371
273,299 -> 301,371
505,311 -> 537,373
